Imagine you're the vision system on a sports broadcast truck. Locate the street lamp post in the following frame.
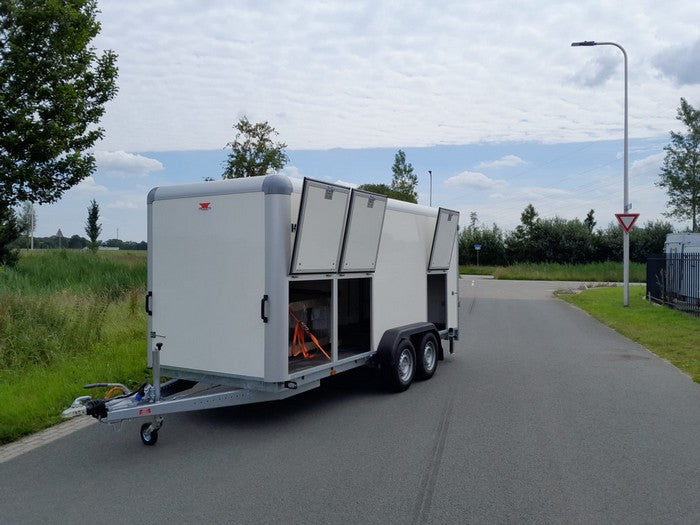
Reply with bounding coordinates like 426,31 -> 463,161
428,170 -> 433,207
571,40 -> 630,306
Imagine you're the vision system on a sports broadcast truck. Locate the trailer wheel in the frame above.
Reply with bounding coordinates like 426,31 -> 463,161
140,423 -> 159,446
385,340 -> 416,392
416,333 -> 438,380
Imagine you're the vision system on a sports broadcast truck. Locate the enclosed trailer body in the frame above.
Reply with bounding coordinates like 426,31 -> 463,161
63,174 -> 460,445
146,175 -> 459,385
664,233 -> 700,254
664,233 -> 700,301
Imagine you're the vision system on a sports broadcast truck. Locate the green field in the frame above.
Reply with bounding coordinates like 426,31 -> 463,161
0,250 -> 148,443
460,261 -> 646,282
559,286 -> 700,383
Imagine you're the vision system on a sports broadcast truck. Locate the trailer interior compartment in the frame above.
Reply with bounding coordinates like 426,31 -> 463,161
288,279 -> 333,373
427,273 -> 447,330
338,277 -> 372,360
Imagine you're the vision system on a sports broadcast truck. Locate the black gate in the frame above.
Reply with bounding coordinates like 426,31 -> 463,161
646,253 -> 700,316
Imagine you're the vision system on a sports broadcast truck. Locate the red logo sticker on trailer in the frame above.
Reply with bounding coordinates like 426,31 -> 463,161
138,408 -> 152,416
199,202 -> 211,211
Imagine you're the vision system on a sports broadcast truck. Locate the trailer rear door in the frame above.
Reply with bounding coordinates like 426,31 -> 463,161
150,191 -> 266,379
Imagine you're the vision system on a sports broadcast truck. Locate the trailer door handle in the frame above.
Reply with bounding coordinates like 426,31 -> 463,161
261,295 -> 269,323
145,291 -> 153,315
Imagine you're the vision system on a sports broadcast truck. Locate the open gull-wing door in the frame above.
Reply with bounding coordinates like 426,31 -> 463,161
290,179 -> 351,275
339,189 -> 387,273
428,207 -> 460,270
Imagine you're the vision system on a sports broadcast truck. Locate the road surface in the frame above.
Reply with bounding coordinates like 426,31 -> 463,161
1,278 -> 698,524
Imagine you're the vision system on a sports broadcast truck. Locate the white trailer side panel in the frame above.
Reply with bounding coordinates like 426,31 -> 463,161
151,192 -> 266,379
372,203 -> 436,345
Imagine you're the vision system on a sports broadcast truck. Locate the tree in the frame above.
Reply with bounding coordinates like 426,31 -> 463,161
520,203 -> 539,229
584,209 -> 596,233
656,98 -> 700,232
84,199 -> 101,251
0,206 -> 19,266
68,234 -> 87,250
0,0 -> 118,208
459,222 -> 506,266
356,183 -> 415,203
505,204 -> 539,262
16,201 -> 36,248
390,150 -> 418,203
629,220 -> 673,262
222,116 -> 288,178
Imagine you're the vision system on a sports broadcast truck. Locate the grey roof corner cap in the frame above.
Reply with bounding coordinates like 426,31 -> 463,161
147,187 -> 159,204
262,174 -> 293,195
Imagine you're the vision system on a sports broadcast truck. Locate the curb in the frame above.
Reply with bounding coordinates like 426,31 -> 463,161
0,417 -> 94,464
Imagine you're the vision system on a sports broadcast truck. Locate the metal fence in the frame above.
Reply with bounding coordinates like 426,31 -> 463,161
647,253 -> 700,316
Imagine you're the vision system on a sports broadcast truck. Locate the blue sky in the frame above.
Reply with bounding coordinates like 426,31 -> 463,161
30,1 -> 700,241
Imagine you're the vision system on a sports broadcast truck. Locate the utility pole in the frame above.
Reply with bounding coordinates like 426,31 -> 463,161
30,203 -> 34,250
428,170 -> 433,206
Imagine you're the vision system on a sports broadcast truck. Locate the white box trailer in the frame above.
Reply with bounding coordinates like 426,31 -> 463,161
63,175 -> 460,445
664,233 -> 700,301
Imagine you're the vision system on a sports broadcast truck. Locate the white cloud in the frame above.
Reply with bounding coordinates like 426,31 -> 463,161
70,176 -> 109,195
335,179 -> 359,188
569,55 -> 619,88
653,39 -> 700,86
280,165 -> 304,180
445,171 -> 507,190
476,155 -> 526,170
94,150 -> 164,177
91,1 -> 700,152
106,200 -> 139,210
632,152 -> 664,177
520,187 -> 572,199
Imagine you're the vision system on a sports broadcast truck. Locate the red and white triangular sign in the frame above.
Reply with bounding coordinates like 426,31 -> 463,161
615,213 -> 639,233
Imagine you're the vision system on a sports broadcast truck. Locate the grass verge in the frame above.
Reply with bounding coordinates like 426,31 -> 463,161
0,251 -> 147,444
558,286 -> 700,382
461,262 -> 646,282
0,298 -> 148,444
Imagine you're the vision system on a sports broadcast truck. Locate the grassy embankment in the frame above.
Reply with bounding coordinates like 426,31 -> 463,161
460,261 -> 647,282
0,250 -> 148,444
559,286 -> 700,383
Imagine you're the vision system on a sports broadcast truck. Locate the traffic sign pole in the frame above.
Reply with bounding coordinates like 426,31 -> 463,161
615,213 -> 639,306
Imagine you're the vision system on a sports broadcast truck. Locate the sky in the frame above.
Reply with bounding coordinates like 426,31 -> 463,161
31,0 -> 700,242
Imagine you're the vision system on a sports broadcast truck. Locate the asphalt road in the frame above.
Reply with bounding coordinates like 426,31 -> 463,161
1,278 -> 699,524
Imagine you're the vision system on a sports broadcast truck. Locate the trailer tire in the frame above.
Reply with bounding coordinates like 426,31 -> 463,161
416,332 -> 438,380
384,340 -> 416,392
140,423 -> 159,446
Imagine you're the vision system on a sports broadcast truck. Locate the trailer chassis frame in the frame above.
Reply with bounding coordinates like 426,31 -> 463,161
62,345 -> 375,444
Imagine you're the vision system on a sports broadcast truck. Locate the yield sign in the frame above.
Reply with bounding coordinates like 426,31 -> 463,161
615,213 -> 639,233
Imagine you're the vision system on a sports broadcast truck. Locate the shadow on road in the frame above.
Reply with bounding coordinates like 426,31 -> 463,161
187,366 -> 387,428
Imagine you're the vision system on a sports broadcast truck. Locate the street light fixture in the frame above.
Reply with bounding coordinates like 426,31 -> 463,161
572,40 -> 630,306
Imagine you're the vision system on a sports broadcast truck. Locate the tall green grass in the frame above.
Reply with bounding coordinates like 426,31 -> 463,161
0,250 -> 147,443
1,250 -> 146,296
0,299 -> 148,442
460,262 -> 646,282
